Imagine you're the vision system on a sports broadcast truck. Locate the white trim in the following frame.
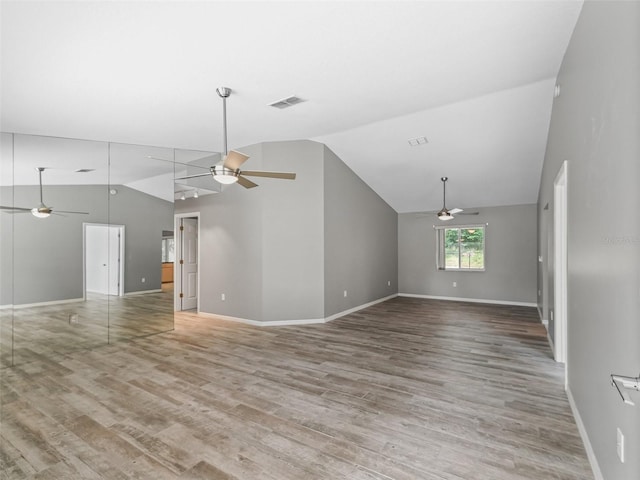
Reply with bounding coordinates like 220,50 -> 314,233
6,297 -> 84,310
325,294 -> 397,322
198,311 -> 325,327
195,294 -> 398,327
398,293 -> 536,308
566,386 -> 604,480
124,289 -> 162,296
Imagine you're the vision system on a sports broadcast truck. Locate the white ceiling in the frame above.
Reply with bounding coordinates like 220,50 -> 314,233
0,1 -> 583,213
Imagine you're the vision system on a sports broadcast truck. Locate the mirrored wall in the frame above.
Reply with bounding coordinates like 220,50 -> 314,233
0,133 -> 218,367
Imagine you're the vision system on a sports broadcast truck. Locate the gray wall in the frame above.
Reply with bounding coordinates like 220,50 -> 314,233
261,141 -> 325,321
177,140 -> 325,322
324,146 -> 397,317
1,184 -> 173,305
399,204 -> 537,304
537,2 -> 639,479
176,139 -> 398,322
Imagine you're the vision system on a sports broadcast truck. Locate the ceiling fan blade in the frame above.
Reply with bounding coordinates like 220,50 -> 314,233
241,170 -> 296,180
175,172 -> 212,180
236,175 -> 259,189
449,208 -> 463,214
55,209 -> 90,215
457,211 -> 479,215
0,205 -> 31,212
223,150 -> 250,171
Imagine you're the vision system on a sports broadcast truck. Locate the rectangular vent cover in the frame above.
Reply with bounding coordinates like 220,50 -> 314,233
269,96 -> 304,109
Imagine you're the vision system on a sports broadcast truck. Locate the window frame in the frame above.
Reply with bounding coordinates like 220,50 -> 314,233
435,224 -> 486,272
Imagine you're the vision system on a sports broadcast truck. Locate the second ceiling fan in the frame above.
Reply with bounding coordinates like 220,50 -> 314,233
179,87 -> 296,189
436,177 -> 477,220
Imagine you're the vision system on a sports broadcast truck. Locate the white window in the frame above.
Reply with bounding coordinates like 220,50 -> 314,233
436,225 -> 485,271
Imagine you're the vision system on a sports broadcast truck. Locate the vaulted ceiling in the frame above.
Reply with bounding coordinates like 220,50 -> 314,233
0,1 -> 583,213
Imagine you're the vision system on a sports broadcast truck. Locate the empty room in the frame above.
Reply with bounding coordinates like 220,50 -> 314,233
1,1 -> 638,479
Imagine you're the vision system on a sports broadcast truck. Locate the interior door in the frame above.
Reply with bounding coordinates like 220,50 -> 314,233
180,217 -> 198,310
85,224 -> 124,296
85,225 -> 109,295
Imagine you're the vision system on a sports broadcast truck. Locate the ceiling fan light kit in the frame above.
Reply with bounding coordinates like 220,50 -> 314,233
31,205 -> 51,218
437,209 -> 453,221
175,87 -> 296,190
211,164 -> 239,185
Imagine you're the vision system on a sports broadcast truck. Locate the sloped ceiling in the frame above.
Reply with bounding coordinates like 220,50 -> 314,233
0,1 -> 583,213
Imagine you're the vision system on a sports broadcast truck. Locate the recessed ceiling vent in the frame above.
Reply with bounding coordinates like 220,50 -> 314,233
269,95 -> 305,109
408,136 -> 428,147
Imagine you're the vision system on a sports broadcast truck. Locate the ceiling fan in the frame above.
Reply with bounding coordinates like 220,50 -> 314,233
177,87 -> 296,189
0,167 -> 89,218
436,177 -> 478,221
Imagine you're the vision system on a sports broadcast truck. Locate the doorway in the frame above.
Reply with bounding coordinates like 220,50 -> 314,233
553,161 -> 568,376
84,224 -> 125,297
174,213 -> 199,311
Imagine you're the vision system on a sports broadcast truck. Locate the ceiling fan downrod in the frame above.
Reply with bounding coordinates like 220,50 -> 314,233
216,87 -> 231,157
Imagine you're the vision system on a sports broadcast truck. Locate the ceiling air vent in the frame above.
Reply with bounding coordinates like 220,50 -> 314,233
269,96 -> 305,109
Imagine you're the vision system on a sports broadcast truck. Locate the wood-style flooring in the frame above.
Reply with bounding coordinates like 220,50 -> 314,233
0,297 -> 593,479
0,288 -> 174,368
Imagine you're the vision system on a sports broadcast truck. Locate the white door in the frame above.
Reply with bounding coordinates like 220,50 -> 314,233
180,218 -> 198,310
85,224 -> 124,296
85,225 -> 109,294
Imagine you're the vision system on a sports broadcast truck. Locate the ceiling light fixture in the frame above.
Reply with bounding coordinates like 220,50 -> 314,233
180,192 -> 186,201
193,190 -> 199,198
30,205 -> 51,218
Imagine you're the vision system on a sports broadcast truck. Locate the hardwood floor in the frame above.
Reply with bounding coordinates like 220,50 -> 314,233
0,297 -> 593,479
0,289 -> 174,368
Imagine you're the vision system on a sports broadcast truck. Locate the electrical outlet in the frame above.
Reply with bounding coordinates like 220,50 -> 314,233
538,290 -> 541,296
141,277 -> 146,283
550,311 -> 554,321
387,280 -> 391,287
452,282 -> 457,287
617,427 -> 625,463
343,290 -> 347,297
221,293 -> 226,301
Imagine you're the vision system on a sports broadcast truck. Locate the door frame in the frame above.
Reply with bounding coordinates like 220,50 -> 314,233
553,161 -> 568,378
174,212 -> 200,312
83,223 -> 125,298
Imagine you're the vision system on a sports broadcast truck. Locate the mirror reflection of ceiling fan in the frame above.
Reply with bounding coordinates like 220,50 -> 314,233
176,87 -> 296,189
435,177 -> 478,220
0,167 -> 89,218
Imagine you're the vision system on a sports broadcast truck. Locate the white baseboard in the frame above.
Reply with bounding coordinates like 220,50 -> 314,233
195,294 -> 398,327
566,386 -> 604,480
124,289 -> 162,296
398,293 -> 537,308
2,297 -> 85,310
324,294 -> 397,323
